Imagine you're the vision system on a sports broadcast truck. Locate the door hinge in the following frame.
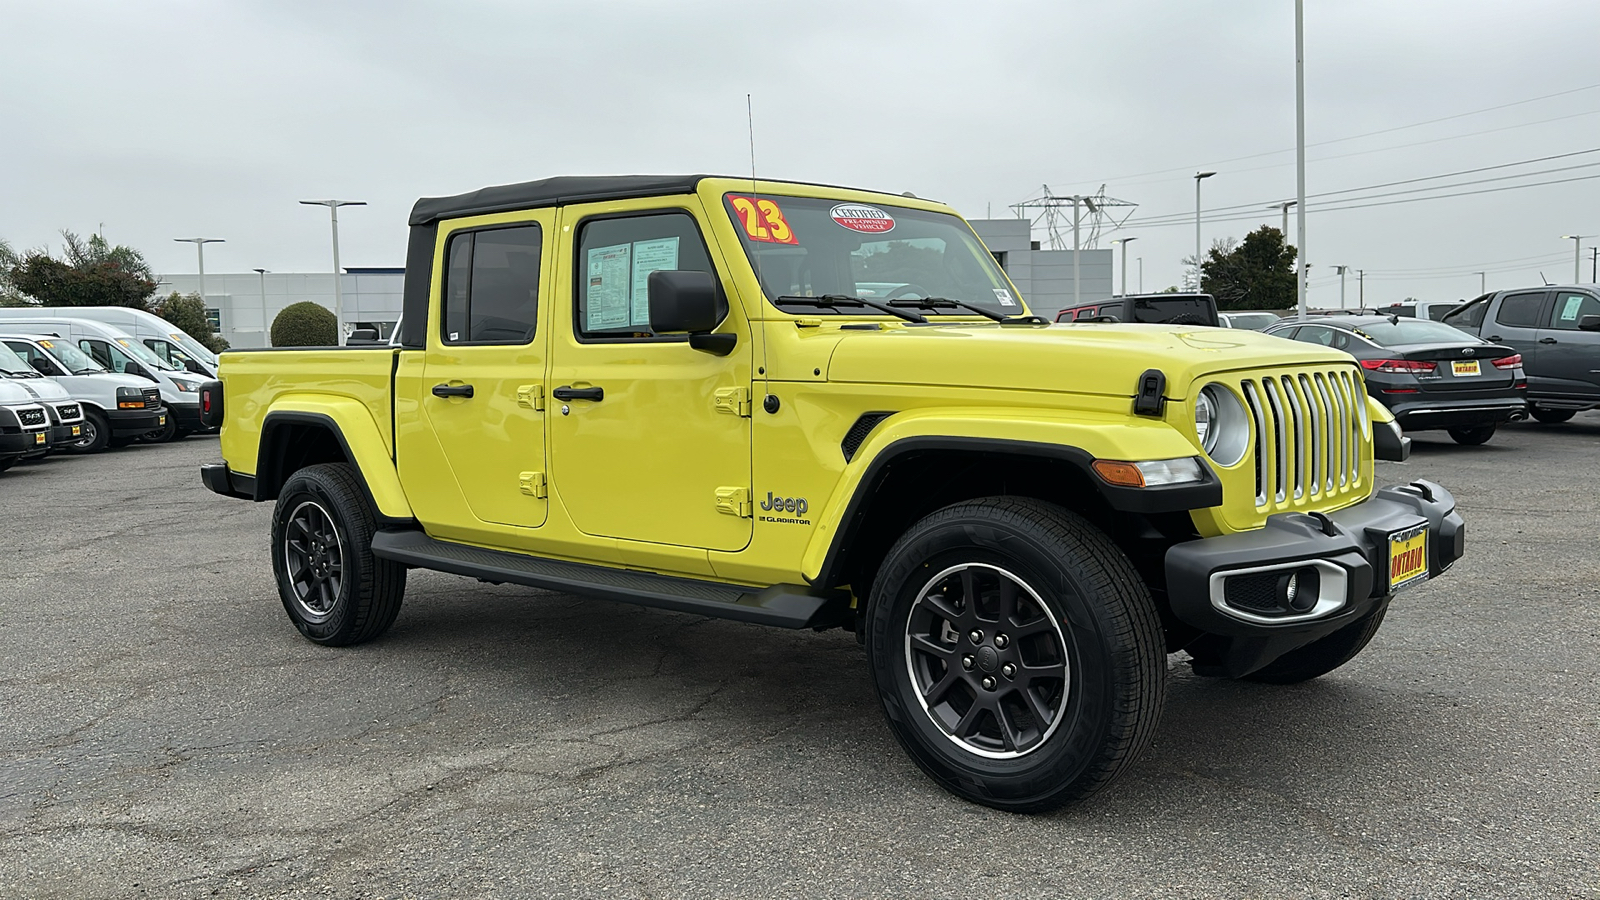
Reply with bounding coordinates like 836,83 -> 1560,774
516,384 -> 545,411
714,387 -> 752,417
715,486 -> 752,517
518,471 -> 547,498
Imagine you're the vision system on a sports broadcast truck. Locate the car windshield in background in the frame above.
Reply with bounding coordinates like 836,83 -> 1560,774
114,335 -> 178,370
1353,319 -> 1480,346
722,194 -> 1022,316
1227,313 -> 1280,329
1131,297 -> 1210,324
0,342 -> 34,375
172,333 -> 218,366
36,339 -> 107,374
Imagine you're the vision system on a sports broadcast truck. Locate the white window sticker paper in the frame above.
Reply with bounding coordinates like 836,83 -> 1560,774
629,237 -> 680,326
993,288 -> 1016,308
1560,295 -> 1584,321
586,243 -> 633,330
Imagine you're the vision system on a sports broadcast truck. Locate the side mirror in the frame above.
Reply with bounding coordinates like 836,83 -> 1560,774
1579,314 -> 1600,332
184,358 -> 207,375
648,270 -> 734,355
347,328 -> 380,344
124,361 -> 151,380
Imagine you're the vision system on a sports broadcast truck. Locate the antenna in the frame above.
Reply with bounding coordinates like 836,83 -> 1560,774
747,93 -> 757,191
746,92 -> 771,394
1540,272 -> 1550,285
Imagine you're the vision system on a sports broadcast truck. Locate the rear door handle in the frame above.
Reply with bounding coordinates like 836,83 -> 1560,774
432,383 -> 475,398
1539,337 -> 1558,344
552,385 -> 604,402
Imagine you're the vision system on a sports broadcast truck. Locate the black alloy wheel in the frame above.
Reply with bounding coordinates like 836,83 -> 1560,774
270,463 -> 405,645
866,497 -> 1165,812
63,409 -> 110,454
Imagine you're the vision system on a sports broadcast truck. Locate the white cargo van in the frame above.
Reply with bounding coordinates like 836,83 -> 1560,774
0,342 -> 88,450
0,306 -> 220,378
0,334 -> 170,451
0,318 -> 205,439
0,380 -> 53,473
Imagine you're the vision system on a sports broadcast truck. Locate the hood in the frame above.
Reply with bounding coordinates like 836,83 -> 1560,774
0,381 -> 41,405
825,323 -> 1355,399
5,377 -> 70,401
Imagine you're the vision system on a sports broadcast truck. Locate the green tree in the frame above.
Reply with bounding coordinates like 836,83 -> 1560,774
1199,226 -> 1298,310
0,239 -> 26,307
271,301 -> 337,347
5,230 -> 158,309
153,291 -> 230,353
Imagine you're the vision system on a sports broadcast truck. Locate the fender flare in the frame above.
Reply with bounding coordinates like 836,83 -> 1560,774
258,401 -> 413,521
800,410 -> 1220,586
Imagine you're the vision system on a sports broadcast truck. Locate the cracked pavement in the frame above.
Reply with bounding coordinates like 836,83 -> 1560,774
1,418 -> 1596,899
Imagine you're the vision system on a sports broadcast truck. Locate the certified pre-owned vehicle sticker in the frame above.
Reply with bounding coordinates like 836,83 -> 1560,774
830,203 -> 895,234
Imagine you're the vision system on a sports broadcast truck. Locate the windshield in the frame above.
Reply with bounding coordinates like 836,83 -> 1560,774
1129,296 -> 1215,325
722,194 -> 1024,317
112,334 -> 178,370
170,331 -> 218,366
1352,319 -> 1482,346
0,342 -> 35,375
35,339 -> 107,374
1227,313 -> 1280,330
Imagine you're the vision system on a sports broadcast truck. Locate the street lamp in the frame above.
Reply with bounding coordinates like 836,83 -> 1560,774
1333,265 -> 1348,310
1194,172 -> 1216,293
300,199 -> 366,345
1473,271 -> 1486,295
253,268 -> 270,346
1266,201 -> 1296,238
1111,237 -> 1138,297
1136,257 -> 1143,294
173,238 -> 224,304
1560,235 -> 1589,284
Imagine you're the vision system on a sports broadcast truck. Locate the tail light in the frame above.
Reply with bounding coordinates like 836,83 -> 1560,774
1492,354 -> 1522,369
1361,358 -> 1437,374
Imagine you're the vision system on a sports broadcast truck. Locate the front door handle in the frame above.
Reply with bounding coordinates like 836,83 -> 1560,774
1539,337 -> 1558,344
432,383 -> 475,398
552,385 -> 604,402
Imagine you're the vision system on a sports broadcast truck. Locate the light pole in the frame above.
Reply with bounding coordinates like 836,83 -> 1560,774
173,238 -> 224,305
1357,269 -> 1365,307
1111,237 -> 1138,296
254,268 -> 270,346
1591,247 -> 1598,283
1194,172 -> 1216,293
300,199 -> 366,344
1560,235 -> 1589,283
1136,257 -> 1143,294
1267,201 -> 1296,238
1473,271 -> 1486,295
1333,265 -> 1348,310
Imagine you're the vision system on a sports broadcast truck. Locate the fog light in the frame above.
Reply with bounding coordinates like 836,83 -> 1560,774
1277,567 -> 1319,613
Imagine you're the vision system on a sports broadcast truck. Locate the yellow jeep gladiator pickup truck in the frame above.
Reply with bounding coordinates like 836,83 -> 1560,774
200,175 -> 1463,811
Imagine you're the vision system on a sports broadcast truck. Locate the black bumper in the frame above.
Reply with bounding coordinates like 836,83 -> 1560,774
200,463 -> 257,500
1165,480 -> 1465,675
50,423 -> 82,445
0,430 -> 50,455
1390,397 -> 1526,430
170,402 -> 209,432
108,407 -> 164,436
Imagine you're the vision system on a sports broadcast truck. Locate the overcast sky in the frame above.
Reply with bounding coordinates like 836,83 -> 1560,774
3,0 -> 1597,305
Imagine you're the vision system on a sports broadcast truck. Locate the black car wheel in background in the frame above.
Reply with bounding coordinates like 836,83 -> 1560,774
1266,315 -> 1527,445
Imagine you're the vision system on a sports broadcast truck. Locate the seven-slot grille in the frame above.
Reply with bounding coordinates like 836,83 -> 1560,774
53,403 -> 82,422
142,388 -> 160,409
1238,368 -> 1367,509
16,406 -> 47,428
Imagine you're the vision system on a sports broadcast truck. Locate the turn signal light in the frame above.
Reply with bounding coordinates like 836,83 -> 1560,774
1091,460 -> 1145,487
1491,354 -> 1522,369
118,400 -> 144,409
1361,358 -> 1436,374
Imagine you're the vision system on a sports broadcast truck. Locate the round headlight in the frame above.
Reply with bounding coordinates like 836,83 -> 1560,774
1197,384 -> 1250,467
1194,390 -> 1216,452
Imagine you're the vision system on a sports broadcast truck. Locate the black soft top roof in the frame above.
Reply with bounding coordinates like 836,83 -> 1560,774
409,175 -> 712,226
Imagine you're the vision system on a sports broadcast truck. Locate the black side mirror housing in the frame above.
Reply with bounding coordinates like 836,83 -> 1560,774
1578,314 -> 1600,332
648,270 -> 734,355
125,361 -> 151,380
347,328 -> 380,344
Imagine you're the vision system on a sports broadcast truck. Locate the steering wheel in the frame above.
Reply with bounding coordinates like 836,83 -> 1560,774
885,284 -> 932,300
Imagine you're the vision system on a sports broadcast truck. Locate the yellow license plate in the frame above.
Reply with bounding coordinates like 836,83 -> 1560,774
33,433 -> 45,445
159,415 -> 167,425
1451,360 -> 1480,377
71,425 -> 81,436
1388,526 -> 1429,591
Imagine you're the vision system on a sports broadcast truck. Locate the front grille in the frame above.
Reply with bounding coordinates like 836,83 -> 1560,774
17,407 -> 47,428
1240,368 -> 1366,509
54,403 -> 81,422
142,388 -> 160,409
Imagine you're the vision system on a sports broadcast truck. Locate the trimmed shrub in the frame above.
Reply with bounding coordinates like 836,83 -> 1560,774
271,301 -> 338,347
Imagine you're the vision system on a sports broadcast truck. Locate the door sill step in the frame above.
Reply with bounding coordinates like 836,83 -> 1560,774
371,529 -> 849,629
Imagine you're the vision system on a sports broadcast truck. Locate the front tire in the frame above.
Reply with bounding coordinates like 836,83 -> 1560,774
140,415 -> 178,443
270,463 -> 406,646
1447,424 -> 1495,445
866,497 -> 1166,812
63,409 -> 110,454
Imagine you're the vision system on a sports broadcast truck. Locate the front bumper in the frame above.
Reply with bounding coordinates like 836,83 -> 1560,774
50,423 -> 83,445
0,429 -> 51,456
1166,479 -> 1464,675
107,407 -> 165,436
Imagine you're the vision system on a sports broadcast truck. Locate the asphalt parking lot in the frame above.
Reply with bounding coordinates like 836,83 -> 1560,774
2,419 -> 1597,900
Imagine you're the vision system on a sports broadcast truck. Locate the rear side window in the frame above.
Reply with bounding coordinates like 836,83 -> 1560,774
1075,307 -> 1100,320
1293,325 -> 1352,350
1547,292 -> 1600,330
1495,292 -> 1547,328
1390,305 -> 1416,317
575,212 -> 716,340
1425,305 -> 1456,321
1443,298 -> 1487,329
440,224 -> 542,344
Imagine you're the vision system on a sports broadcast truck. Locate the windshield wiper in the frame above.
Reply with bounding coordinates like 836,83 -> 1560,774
73,368 -> 103,375
887,297 -> 1010,322
774,294 -> 927,324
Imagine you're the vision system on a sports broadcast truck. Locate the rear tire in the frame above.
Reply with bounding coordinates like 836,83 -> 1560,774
1529,406 -> 1574,424
271,463 -> 406,646
63,409 -> 110,454
865,497 -> 1165,812
1244,604 -> 1388,685
1447,424 -> 1495,445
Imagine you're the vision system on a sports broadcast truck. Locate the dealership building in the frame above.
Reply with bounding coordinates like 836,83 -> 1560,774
168,218 -> 1112,348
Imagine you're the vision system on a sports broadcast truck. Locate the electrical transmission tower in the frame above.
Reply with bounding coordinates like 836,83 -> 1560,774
1009,184 -> 1138,250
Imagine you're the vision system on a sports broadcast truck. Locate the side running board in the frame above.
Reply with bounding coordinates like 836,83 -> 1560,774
370,529 -> 850,630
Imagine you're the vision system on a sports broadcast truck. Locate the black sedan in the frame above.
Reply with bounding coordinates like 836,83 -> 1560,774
1264,315 -> 1526,445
